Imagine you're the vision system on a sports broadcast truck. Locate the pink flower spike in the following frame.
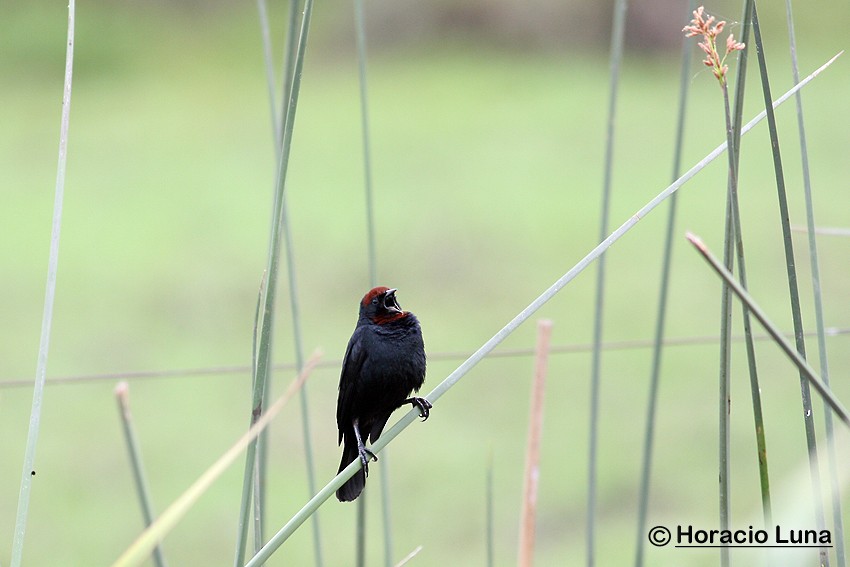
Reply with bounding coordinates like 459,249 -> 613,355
726,34 -> 745,53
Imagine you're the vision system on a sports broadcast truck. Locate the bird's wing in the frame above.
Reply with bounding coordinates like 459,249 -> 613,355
337,326 -> 367,444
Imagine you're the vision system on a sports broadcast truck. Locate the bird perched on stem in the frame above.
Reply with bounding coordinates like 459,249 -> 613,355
336,286 -> 430,502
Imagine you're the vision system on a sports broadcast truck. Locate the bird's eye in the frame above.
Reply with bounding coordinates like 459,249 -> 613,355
371,297 -> 378,305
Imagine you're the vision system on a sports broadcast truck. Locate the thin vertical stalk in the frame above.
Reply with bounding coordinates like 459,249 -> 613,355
486,450 -> 494,567
279,0 -> 323,559
354,0 -> 378,290
725,62 -> 772,532
587,1 -> 626,566
716,6 -> 754,564
715,104 -> 735,567
518,320 -> 552,567
280,148 -> 323,567
279,0 -> 301,147
254,0 -> 276,548
751,6 -> 826,565
253,0 -> 323,563
356,497 -> 366,567
10,2 -> 74,565
353,2 -> 389,564
251,273 -> 268,554
785,1 -> 845,563
634,3 -> 693,565
234,2 -> 315,565
256,0 -> 280,150
115,383 -> 168,567
254,0 -> 303,555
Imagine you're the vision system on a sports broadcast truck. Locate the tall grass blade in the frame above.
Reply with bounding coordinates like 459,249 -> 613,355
715,6 -> 754,563
115,383 -> 168,567
279,141 -> 322,567
686,234 -> 850,425
784,1 -> 845,563
10,2 -> 75,565
519,320 -> 552,567
353,2 -> 391,563
751,5 -> 825,564
279,0 -> 301,146
634,3 -> 693,565
587,2 -> 627,565
354,0 -> 378,290
234,1 -> 316,565
356,1 -> 388,563
276,1 -> 325,559
486,450 -> 494,567
111,354 -> 319,567
356,496 -> 366,567
251,272 -> 267,553
241,61 -> 837,565
726,0 -> 775,530
255,0 -> 312,559
256,0 -> 280,150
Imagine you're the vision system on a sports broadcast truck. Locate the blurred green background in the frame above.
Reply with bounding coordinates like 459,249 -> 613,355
2,1 -> 849,565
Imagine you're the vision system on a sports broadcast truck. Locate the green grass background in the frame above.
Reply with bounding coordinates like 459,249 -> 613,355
2,1 -> 849,565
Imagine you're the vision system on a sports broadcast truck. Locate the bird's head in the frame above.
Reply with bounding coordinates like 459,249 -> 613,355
360,286 -> 405,324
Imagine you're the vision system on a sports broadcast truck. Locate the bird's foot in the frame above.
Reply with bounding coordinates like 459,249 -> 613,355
358,445 -> 378,476
405,397 -> 433,421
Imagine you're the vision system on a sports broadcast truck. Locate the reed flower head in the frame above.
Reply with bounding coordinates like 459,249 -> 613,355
683,6 -> 745,86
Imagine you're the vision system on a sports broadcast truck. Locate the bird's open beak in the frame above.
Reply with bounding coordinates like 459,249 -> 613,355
384,289 -> 402,313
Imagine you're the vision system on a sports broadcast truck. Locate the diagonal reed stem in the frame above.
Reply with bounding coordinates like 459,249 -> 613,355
751,5 -> 826,564
115,383 -> 168,567
112,354 -> 320,567
587,2 -> 627,565
784,1 -> 845,564
634,3 -> 693,565
241,61 -> 839,566
687,234 -> 850,425
10,2 -> 75,565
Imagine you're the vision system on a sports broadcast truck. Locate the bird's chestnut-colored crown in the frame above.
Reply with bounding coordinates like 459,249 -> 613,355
361,286 -> 392,306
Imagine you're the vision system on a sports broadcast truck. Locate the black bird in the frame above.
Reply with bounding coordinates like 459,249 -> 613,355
336,286 -> 430,502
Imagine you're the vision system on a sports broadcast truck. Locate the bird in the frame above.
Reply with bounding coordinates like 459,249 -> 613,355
335,286 -> 430,502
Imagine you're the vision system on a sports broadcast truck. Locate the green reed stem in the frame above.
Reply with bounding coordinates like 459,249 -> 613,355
751,5 -> 826,564
784,1 -> 845,563
634,3 -> 693,565
587,2 -> 627,565
234,2 -> 315,565
113,356 -> 318,567
486,450 -> 494,567
10,3 -> 74,565
687,233 -> 850,426
115,383 -> 168,567
352,0 -> 387,563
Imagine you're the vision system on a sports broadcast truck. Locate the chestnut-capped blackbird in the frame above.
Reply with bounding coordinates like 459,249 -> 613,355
335,286 -> 431,502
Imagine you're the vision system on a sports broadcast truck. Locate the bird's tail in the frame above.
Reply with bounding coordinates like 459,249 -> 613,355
336,435 -> 366,502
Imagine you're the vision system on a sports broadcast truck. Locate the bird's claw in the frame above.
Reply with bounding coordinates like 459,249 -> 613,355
407,397 -> 432,421
358,445 -> 378,476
